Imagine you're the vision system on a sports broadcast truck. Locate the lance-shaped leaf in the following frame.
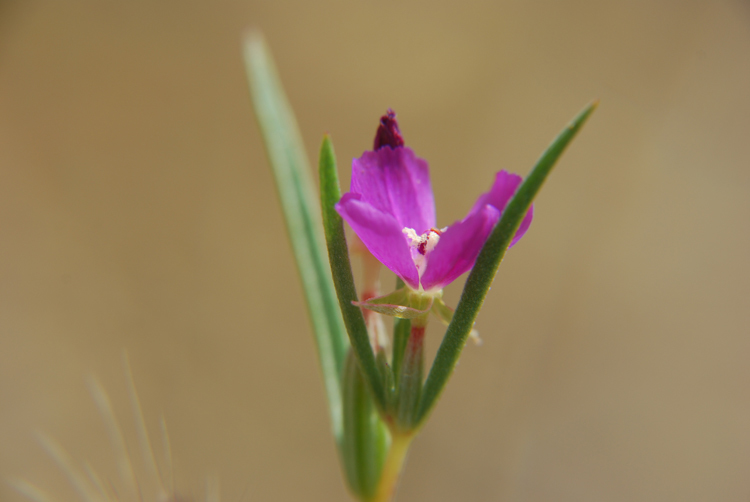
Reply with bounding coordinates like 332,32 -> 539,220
243,32 -> 349,441
319,134 -> 387,409
418,101 -> 599,425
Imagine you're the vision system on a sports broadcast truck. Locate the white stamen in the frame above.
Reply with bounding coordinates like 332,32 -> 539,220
402,226 -> 443,278
402,227 -> 421,247
422,230 -> 440,254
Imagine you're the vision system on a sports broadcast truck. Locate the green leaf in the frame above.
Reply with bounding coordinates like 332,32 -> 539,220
243,32 -> 349,441
318,134 -> 388,410
417,100 -> 599,425
341,350 -> 390,501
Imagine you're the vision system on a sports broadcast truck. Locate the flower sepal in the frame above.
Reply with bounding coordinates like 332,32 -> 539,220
431,297 -> 482,345
353,287 -> 433,321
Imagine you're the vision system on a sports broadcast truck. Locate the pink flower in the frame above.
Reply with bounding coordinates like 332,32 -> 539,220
335,110 -> 533,293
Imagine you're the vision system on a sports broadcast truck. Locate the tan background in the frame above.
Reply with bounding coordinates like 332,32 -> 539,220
1,1 -> 749,501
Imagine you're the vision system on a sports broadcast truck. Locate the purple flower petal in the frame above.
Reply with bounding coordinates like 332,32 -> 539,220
419,205 -> 501,291
471,170 -> 533,248
335,193 -> 420,289
350,147 -> 435,234
419,170 -> 533,290
511,204 -> 533,248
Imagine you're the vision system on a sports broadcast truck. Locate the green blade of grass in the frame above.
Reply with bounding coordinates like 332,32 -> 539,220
417,101 -> 599,425
243,32 -> 348,441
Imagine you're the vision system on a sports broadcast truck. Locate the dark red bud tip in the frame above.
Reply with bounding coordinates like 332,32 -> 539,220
373,108 -> 404,150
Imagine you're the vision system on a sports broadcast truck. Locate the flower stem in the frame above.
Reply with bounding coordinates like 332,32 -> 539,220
370,433 -> 413,502
395,325 -> 425,430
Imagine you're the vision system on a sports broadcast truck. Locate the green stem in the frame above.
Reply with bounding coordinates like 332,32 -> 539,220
370,433 -> 413,502
391,279 -> 410,387
395,325 -> 425,431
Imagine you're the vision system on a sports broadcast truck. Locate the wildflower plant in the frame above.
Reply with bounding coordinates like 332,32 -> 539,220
244,32 -> 597,502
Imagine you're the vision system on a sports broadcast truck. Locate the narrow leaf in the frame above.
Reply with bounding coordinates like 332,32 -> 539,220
243,32 -> 348,440
418,101 -> 599,424
319,134 -> 387,410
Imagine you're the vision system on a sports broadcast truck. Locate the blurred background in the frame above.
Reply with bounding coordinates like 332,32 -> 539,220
0,1 -> 748,501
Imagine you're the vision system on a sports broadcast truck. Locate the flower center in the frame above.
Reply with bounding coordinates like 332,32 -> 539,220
402,226 -> 445,278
